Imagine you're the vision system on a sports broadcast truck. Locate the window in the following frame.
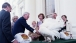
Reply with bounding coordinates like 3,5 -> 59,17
19,6 -> 24,17
45,0 -> 55,17
20,7 -> 24,15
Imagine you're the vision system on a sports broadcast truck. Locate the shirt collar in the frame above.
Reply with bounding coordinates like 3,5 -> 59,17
2,8 -> 7,11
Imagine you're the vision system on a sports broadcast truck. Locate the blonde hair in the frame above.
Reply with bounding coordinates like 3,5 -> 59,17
12,16 -> 18,20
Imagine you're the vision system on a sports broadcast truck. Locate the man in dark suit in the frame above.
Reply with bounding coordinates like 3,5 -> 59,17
0,2 -> 18,43
12,12 -> 39,37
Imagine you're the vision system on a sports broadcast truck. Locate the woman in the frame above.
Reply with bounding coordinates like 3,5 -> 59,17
37,13 -> 45,41
37,13 -> 45,27
60,15 -> 73,40
11,16 -> 18,29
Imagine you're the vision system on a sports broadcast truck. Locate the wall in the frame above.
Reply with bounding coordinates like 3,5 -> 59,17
55,0 -> 76,39
5,0 -> 76,38
36,0 -> 45,21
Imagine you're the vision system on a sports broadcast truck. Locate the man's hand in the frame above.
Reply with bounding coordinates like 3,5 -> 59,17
30,33 -> 40,40
35,30 -> 40,35
13,39 -> 18,43
34,28 -> 40,35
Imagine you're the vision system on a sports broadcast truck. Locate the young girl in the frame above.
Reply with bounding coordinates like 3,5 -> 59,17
28,21 -> 39,40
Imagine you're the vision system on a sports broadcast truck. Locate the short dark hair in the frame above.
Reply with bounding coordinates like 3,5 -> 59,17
61,15 -> 67,18
2,2 -> 11,8
38,13 -> 45,19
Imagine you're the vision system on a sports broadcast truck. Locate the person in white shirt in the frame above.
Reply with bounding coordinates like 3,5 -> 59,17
60,15 -> 73,40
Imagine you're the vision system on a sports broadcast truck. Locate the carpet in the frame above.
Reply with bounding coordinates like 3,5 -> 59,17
30,39 -> 76,43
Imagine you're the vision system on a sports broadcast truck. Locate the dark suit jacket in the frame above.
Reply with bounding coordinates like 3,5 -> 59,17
12,17 -> 34,36
0,10 -> 14,43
